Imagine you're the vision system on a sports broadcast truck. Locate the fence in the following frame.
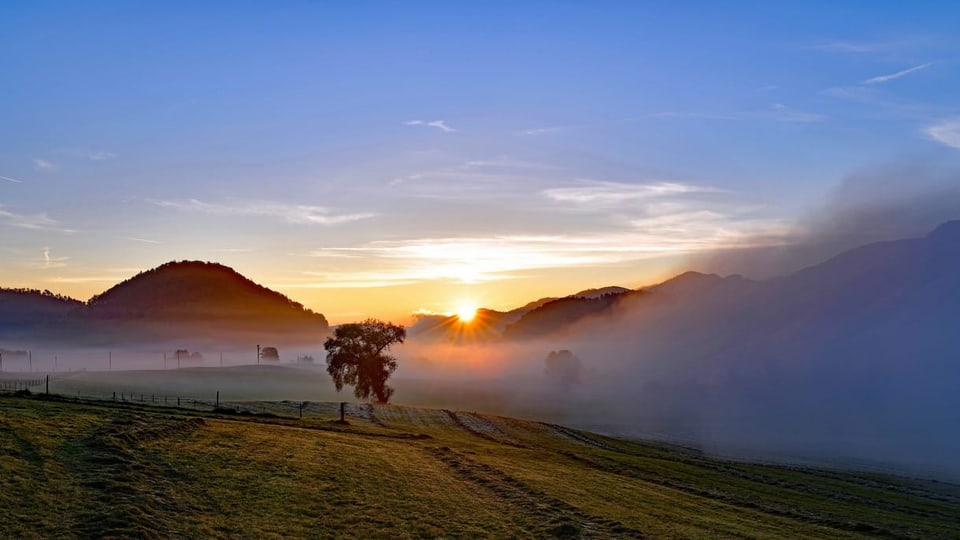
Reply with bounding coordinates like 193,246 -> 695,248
0,378 -> 314,420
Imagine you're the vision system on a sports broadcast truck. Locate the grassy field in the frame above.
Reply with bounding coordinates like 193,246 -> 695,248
1,393 -> 958,539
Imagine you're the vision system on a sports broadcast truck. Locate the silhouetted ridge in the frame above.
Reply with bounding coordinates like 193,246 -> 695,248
927,219 -> 960,242
503,289 -> 643,339
0,288 -> 83,324
87,260 -> 327,325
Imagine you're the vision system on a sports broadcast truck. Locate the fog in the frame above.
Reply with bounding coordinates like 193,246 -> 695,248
4,161 -> 959,480
696,158 -> 960,279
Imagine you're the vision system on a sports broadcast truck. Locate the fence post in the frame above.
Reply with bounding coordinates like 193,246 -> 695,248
216,391 -> 219,410
340,402 -> 345,422
177,397 -> 180,408
45,375 -> 49,395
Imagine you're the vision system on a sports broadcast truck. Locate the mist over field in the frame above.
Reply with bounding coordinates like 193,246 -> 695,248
7,200 -> 959,479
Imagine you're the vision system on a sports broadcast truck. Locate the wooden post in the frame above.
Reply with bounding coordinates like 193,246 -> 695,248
216,391 -> 220,409
257,344 -> 260,366
45,375 -> 49,395
340,402 -> 345,422
109,351 -> 112,370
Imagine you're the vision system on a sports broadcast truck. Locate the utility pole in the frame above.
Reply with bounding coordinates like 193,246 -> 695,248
257,344 -> 260,366
54,355 -> 58,372
109,351 -> 112,370
177,350 -> 181,369
29,351 -> 32,372
220,352 -> 223,368
163,352 -> 167,369
1,351 -> 3,372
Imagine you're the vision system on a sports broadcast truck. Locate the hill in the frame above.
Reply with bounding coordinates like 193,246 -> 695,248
0,288 -> 84,341
1,393 -> 957,538
0,261 -> 329,347
88,260 -> 326,325
503,289 -> 644,340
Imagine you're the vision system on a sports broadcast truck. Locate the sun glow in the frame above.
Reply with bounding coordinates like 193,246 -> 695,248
456,303 -> 477,323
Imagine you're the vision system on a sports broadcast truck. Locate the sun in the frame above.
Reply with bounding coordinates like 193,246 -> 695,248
455,303 -> 477,323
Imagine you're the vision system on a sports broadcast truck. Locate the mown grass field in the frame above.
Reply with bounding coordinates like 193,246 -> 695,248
1,393 -> 958,539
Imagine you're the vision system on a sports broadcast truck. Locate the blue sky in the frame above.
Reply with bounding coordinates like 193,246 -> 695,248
2,2 -> 959,321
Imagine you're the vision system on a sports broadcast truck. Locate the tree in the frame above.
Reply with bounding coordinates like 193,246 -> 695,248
544,349 -> 582,388
324,319 -> 406,403
260,346 -> 279,361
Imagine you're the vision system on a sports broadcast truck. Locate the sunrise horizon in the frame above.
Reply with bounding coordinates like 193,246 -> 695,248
5,3 -> 960,326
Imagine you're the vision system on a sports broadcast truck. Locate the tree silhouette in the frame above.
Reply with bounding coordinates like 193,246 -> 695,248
545,349 -> 581,388
324,319 -> 405,403
260,346 -> 279,361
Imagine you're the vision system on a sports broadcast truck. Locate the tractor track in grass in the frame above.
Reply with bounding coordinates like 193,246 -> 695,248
557,450 -> 911,538
445,410 -> 527,448
66,413 -> 205,539
426,446 -> 643,539
547,423 -> 959,523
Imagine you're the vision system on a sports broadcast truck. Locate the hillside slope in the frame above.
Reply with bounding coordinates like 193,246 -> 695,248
0,261 -> 329,346
1,394 -> 957,539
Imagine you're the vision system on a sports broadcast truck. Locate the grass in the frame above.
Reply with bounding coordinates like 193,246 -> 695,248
0,393 -> 958,538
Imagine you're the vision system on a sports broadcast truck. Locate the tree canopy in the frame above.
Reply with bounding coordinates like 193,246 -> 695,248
324,319 -> 406,403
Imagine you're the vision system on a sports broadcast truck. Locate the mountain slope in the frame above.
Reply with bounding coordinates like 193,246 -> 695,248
549,220 -> 960,474
1,261 -> 328,346
88,261 -> 326,325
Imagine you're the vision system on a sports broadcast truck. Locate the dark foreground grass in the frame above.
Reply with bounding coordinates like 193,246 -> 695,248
0,394 -> 957,539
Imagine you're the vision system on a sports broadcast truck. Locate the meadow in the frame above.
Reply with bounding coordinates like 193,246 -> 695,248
1,391 -> 958,539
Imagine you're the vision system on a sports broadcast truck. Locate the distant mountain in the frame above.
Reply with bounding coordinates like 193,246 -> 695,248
503,288 -> 643,339
569,286 -> 631,299
0,261 -> 328,346
540,220 -> 960,474
88,261 -> 326,325
0,288 -> 83,341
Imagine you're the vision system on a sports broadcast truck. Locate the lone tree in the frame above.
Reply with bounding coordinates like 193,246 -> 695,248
324,319 -> 406,403
544,349 -> 582,388
260,346 -> 280,361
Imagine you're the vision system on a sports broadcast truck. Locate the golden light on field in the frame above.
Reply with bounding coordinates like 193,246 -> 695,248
455,303 -> 477,323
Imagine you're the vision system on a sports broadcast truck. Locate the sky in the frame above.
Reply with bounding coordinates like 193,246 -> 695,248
2,2 -> 959,323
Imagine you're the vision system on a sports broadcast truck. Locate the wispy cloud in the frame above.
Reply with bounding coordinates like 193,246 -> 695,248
293,218 -> 790,288
808,41 -> 888,53
86,151 -> 118,161
765,103 -> 826,123
49,275 -> 127,284
635,111 -> 739,121
0,205 -> 75,233
33,158 -> 58,171
543,181 -> 722,205
925,118 -> 960,150
404,120 -> 456,132
35,247 -> 69,270
148,198 -> 375,225
1,175 -> 23,183
517,126 -> 571,136
121,236 -> 163,244
863,63 -> 932,85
